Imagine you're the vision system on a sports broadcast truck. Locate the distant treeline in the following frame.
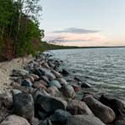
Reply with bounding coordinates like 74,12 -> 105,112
0,0 -> 44,61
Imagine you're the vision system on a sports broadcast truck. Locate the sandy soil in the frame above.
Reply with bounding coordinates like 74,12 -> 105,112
0,56 -> 33,93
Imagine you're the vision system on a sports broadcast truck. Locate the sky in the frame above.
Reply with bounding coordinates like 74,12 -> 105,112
40,0 -> 125,46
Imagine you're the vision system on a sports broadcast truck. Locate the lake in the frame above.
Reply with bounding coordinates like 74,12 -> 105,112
48,48 -> 125,97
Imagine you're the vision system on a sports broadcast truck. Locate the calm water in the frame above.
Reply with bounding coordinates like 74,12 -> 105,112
48,48 -> 125,97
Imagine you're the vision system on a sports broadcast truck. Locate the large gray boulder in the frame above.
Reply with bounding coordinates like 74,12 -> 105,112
13,93 -> 34,121
0,115 -> 30,125
67,99 -> 93,115
36,95 -> 67,113
66,115 -> 105,125
50,109 -> 72,122
84,96 -> 116,124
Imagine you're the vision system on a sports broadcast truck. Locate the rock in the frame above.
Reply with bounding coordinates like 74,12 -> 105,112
0,92 -> 13,109
33,82 -> 47,90
51,70 -> 62,78
38,119 -> 53,125
27,75 -> 35,82
50,109 -> 72,122
33,69 -> 43,77
57,78 -> 68,86
49,80 -> 62,89
33,80 -> 47,90
41,76 -> 50,84
30,74 -> 39,81
100,94 -> 125,117
71,84 -> 81,92
66,115 -> 105,125
0,115 -> 30,125
30,117 -> 39,125
13,93 -> 34,121
67,99 -> 93,115
113,118 -> 125,125
84,96 -> 116,124
21,79 -> 32,87
12,69 -> 29,76
36,95 -> 67,113
61,85 -> 76,98
61,69 -> 69,76
81,82 -> 91,88
11,89 -> 22,95
47,86 -> 61,97
45,72 -> 56,80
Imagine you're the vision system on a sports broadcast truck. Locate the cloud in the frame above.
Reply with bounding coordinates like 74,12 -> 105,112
53,28 -> 99,34
44,27 -> 110,46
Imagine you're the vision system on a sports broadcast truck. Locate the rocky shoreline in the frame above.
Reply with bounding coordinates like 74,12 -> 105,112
0,52 -> 125,125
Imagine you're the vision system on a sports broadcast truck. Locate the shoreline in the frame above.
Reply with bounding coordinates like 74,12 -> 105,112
0,52 -> 125,125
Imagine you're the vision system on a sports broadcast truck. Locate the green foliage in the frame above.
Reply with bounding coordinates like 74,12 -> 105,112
0,0 -> 44,61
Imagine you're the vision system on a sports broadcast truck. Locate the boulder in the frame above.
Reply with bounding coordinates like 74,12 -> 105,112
66,115 -> 105,125
13,93 -> 34,121
51,70 -> 62,78
30,74 -> 39,81
67,99 -> 93,115
21,79 -> 32,87
0,92 -> 13,109
45,72 -> 56,80
61,69 -> 69,76
84,96 -> 116,124
61,85 -> 76,98
47,86 -> 61,97
100,94 -> 125,117
12,69 -> 29,76
113,118 -> 125,125
50,109 -> 72,122
36,95 -> 67,113
0,115 -> 30,125
57,78 -> 68,86
49,80 -> 62,89
41,76 -> 50,84
81,82 -> 92,88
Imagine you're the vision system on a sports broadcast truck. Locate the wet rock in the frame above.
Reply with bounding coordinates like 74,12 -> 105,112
100,94 -> 125,117
84,96 -> 116,124
66,115 -> 105,125
0,115 -> 30,125
49,80 -> 62,89
21,79 -> 32,87
61,85 -> 76,98
61,69 -> 69,76
47,86 -> 61,97
13,93 -> 34,121
50,109 -> 72,122
36,95 -> 67,113
81,82 -> 92,88
67,99 -> 93,115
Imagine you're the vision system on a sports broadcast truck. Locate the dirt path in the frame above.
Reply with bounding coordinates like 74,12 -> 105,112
0,56 -> 33,93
